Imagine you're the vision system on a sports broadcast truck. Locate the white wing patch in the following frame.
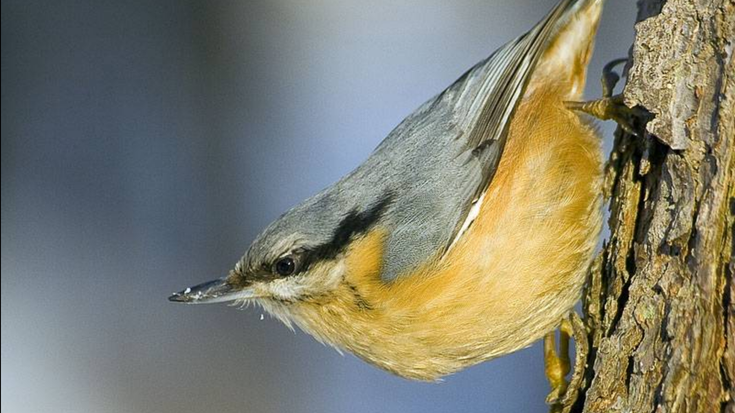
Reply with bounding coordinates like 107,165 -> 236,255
443,189 -> 487,256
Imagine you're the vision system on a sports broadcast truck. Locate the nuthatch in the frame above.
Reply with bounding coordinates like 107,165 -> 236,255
171,0 -> 608,400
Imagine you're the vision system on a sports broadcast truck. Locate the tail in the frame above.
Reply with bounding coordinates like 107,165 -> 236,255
527,0 -> 605,100
455,0 -> 605,204
461,0 -> 605,152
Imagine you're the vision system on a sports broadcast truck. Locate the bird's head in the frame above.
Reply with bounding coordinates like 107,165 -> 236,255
168,193 -> 392,318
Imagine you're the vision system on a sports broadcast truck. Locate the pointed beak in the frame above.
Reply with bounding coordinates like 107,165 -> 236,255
168,278 -> 256,304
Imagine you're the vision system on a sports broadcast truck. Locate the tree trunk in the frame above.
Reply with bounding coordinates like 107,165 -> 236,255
565,0 -> 734,412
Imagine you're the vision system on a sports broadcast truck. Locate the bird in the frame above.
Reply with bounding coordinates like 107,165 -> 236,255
170,0 -> 607,401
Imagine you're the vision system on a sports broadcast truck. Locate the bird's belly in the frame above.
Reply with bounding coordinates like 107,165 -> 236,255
446,98 -> 604,358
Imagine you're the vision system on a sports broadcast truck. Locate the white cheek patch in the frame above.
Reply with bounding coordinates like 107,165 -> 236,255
252,259 -> 348,332
321,259 -> 348,289
268,277 -> 307,300
266,258 -> 348,301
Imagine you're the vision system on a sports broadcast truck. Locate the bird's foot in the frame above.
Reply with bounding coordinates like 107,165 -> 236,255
545,312 -> 588,413
565,94 -> 649,136
544,324 -> 571,406
565,58 -> 651,136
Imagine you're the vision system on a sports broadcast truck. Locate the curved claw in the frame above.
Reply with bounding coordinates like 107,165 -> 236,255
601,58 -> 628,98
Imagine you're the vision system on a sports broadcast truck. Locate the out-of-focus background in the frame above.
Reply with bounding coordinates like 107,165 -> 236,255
2,1 -> 635,412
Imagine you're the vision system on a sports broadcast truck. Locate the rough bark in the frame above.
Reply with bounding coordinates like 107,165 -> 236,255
564,0 -> 734,412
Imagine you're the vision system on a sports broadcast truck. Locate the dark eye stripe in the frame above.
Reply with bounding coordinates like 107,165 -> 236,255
298,193 -> 393,271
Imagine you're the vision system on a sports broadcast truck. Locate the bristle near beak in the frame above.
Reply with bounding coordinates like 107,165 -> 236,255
168,278 -> 256,304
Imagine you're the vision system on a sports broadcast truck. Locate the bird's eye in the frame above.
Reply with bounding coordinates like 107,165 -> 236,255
274,256 -> 297,277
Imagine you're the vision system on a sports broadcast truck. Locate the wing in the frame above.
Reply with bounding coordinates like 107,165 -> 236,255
441,0 -> 587,253
366,0 -> 599,281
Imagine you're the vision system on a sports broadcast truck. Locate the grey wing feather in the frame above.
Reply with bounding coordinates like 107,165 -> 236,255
449,0 -> 578,242
372,0 -> 584,281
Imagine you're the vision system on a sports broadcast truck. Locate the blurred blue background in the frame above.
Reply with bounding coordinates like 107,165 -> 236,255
2,1 -> 635,412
